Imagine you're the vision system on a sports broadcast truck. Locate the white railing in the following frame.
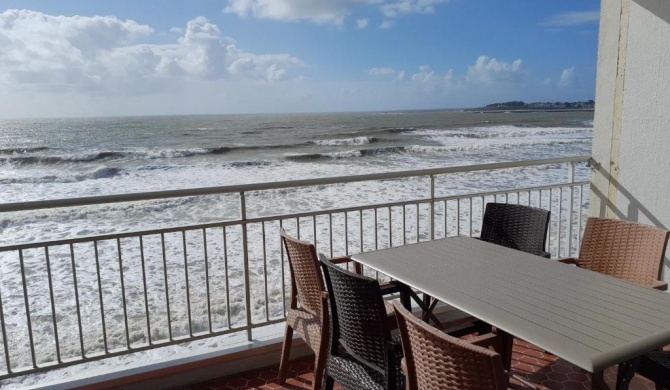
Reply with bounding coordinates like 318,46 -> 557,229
0,156 -> 591,379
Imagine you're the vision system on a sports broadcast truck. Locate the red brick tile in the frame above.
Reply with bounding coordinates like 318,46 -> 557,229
177,340 -> 656,390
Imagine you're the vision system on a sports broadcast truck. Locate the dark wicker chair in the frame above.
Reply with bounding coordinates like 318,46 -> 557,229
278,230 -> 407,389
632,351 -> 670,390
320,257 -> 405,390
479,202 -> 551,258
559,217 -> 669,290
393,301 -> 510,390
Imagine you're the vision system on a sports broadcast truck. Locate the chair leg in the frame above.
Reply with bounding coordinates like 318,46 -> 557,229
324,375 -> 335,390
312,349 -> 327,390
277,324 -> 294,384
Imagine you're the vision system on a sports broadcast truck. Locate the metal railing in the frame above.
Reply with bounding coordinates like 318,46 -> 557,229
0,156 -> 591,379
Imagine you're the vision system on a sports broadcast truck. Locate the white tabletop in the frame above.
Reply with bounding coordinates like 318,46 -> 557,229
350,236 -> 670,373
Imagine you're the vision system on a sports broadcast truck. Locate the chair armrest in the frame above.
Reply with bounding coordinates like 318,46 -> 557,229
651,280 -> 668,291
319,254 -> 362,274
557,257 -> 580,265
326,256 -> 352,265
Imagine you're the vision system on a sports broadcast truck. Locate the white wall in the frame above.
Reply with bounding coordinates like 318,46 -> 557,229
592,0 -> 670,280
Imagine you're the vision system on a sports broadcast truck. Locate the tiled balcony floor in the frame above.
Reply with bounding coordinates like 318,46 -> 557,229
185,339 -> 655,390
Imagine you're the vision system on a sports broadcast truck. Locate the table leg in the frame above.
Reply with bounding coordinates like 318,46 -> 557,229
615,358 -> 640,390
497,329 -> 513,373
591,371 -> 608,390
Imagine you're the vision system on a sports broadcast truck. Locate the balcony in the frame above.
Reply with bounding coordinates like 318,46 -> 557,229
0,156 -> 607,388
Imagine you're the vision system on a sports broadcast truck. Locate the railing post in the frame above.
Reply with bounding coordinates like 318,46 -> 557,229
430,175 -> 435,241
567,162 -> 576,256
240,191 -> 253,341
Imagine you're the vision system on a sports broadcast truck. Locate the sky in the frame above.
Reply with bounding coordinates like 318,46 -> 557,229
0,0 -> 601,118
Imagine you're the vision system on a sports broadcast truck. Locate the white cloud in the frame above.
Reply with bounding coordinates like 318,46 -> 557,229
224,0 -> 380,25
411,65 -> 435,83
356,18 -> 369,29
224,0 -> 448,25
381,0 -> 447,18
559,66 -> 575,87
0,10 -> 304,96
443,69 -> 454,85
368,66 -> 397,76
466,55 -> 523,84
379,19 -> 394,29
542,11 -> 599,27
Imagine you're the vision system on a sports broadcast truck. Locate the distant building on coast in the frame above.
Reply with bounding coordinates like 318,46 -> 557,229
482,100 -> 595,110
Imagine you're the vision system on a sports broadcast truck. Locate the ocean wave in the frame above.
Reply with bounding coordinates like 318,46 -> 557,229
312,137 -> 378,146
405,139 -> 590,154
227,161 -> 273,167
0,167 -> 123,184
0,146 -> 49,155
0,151 -> 126,166
284,147 -> 406,161
412,126 -> 592,140
0,144 -> 309,166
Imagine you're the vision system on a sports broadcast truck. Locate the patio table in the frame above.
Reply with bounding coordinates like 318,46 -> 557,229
350,236 -> 670,390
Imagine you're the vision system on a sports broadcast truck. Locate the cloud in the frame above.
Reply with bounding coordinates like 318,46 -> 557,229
224,0 -> 380,25
559,66 -> 575,87
224,0 -> 448,26
542,11 -> 599,27
356,18 -> 369,29
380,0 -> 447,18
466,55 -> 523,84
0,10 -> 304,96
379,19 -> 394,29
411,65 -> 435,83
368,66 -> 397,76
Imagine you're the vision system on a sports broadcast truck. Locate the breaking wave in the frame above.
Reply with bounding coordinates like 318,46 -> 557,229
312,137 -> 378,146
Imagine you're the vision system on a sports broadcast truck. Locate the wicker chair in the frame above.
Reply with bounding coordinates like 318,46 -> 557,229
633,351 -> 670,390
479,202 -> 551,258
320,257 -> 405,390
559,217 -> 669,290
393,301 -> 509,390
278,229 -> 330,390
278,229 -> 406,389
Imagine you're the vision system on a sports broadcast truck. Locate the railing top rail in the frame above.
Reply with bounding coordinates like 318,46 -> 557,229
0,156 -> 591,213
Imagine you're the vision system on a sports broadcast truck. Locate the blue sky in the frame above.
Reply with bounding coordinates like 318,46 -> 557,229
0,1 -> 600,117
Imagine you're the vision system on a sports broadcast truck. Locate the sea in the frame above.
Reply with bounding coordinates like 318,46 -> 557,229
0,109 -> 594,387
0,109 -> 593,197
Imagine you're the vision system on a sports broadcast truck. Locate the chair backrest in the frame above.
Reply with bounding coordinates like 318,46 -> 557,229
578,217 -> 669,287
393,302 -> 507,390
280,229 -> 324,316
480,202 -> 550,256
320,258 -> 393,375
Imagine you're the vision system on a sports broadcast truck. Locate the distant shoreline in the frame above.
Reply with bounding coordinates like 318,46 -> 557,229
465,108 -> 595,113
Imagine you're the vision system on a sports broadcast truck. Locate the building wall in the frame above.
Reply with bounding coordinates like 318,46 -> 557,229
592,0 -> 670,280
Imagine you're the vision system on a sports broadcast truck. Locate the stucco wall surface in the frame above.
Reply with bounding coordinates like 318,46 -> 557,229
593,0 -> 670,280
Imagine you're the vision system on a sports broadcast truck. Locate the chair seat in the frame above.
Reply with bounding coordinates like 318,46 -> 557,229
286,307 -> 322,352
326,334 -> 405,390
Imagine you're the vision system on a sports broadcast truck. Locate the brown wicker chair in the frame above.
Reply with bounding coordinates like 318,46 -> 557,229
479,202 -> 551,258
393,301 -> 510,390
278,229 -> 330,390
559,217 -> 670,290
